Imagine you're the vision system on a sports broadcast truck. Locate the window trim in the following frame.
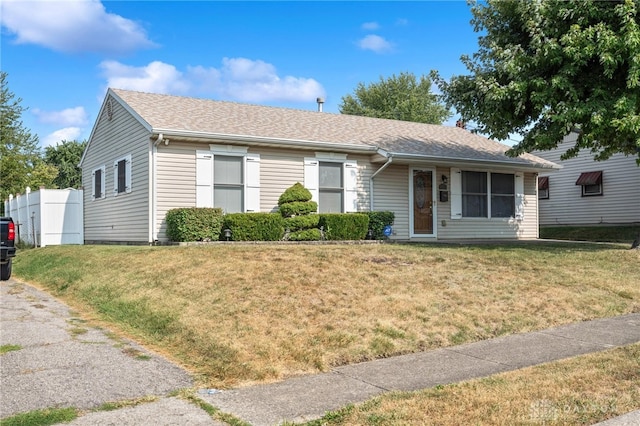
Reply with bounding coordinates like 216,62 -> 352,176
451,168 -> 523,220
195,147 -> 261,213
304,155 -> 358,213
113,154 -> 132,196
92,165 -> 106,200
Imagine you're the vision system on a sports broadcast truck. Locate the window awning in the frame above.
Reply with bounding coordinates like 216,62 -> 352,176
575,171 -> 602,186
538,176 -> 549,190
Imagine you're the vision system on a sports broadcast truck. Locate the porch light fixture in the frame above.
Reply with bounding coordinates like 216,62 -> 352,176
223,228 -> 232,241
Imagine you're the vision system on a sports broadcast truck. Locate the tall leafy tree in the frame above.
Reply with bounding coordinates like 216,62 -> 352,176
432,0 -> 640,162
44,140 -> 87,189
339,72 -> 451,124
0,71 -> 57,206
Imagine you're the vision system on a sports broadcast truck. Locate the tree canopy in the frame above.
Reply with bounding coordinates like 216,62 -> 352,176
432,0 -> 640,162
44,140 -> 87,189
0,71 -> 57,205
339,72 -> 451,125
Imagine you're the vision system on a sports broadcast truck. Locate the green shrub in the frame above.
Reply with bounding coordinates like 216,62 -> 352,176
278,182 -> 312,205
365,211 -> 395,239
222,213 -> 285,241
288,228 -> 322,241
279,201 -> 318,218
319,213 -> 369,241
165,208 -> 224,242
284,215 -> 320,232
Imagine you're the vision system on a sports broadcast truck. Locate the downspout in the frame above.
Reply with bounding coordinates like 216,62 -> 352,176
369,155 -> 393,211
150,133 -> 164,244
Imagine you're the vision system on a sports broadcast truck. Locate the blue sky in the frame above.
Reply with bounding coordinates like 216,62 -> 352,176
1,0 -> 482,148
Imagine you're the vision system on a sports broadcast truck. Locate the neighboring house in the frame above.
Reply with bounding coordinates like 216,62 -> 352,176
535,133 -> 640,226
79,89 -> 558,244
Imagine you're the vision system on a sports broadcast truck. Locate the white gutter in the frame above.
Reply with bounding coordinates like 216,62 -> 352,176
369,155 -> 393,211
384,151 -> 560,172
152,129 -> 377,154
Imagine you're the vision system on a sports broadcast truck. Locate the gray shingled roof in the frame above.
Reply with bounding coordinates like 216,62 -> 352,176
111,88 -> 557,169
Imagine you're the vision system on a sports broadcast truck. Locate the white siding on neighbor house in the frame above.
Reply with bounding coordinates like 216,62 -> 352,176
536,136 -> 640,225
83,98 -> 150,243
153,143 -> 373,241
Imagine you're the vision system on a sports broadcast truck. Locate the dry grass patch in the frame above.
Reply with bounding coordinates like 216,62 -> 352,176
14,242 -> 640,388
313,343 -> 640,425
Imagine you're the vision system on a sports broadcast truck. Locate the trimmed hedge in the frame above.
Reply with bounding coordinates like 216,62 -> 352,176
288,228 -> 322,241
165,208 -> 224,242
319,213 -> 369,241
284,214 -> 320,232
222,213 -> 285,241
279,201 -> 318,218
278,182 -> 312,205
365,211 -> 395,240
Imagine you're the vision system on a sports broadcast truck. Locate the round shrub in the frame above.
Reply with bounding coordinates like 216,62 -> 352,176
288,228 -> 322,241
279,201 -> 318,218
278,182 -> 312,205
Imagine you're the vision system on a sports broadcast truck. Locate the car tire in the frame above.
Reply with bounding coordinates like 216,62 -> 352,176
1,260 -> 12,281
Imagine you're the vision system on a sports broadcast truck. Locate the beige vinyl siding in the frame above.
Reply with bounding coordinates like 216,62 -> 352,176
436,169 -> 538,239
83,98 -> 150,243
154,143 -> 373,241
536,135 -> 640,225
371,163 -> 410,239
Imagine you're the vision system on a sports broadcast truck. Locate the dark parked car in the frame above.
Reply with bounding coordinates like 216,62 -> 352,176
1,217 -> 17,280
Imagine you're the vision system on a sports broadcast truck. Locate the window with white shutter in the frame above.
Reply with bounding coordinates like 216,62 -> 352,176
92,165 -> 106,200
113,154 -> 132,196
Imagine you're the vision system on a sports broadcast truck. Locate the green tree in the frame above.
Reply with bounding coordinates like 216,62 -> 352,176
339,72 -> 451,124
0,72 -> 57,206
432,0 -> 640,162
44,140 -> 87,189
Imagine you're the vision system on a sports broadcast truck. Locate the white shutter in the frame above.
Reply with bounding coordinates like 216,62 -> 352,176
113,160 -> 119,195
196,151 -> 213,207
125,156 -> 132,193
304,158 -> 319,202
91,170 -> 96,200
245,154 -> 261,212
450,167 -> 462,219
100,167 -> 106,199
344,160 -> 358,212
515,171 -> 525,220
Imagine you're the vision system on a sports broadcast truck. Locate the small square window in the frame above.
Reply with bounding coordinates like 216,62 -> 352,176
576,171 -> 602,197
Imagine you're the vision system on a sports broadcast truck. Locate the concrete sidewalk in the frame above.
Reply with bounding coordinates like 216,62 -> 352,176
198,313 -> 640,425
2,278 -> 639,426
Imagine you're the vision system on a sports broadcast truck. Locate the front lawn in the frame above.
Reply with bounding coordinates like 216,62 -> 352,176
12,242 -> 640,389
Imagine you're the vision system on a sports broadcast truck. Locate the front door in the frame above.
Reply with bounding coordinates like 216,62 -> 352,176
412,169 -> 434,235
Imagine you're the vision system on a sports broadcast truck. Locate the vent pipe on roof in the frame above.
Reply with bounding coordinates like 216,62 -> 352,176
316,97 -> 325,112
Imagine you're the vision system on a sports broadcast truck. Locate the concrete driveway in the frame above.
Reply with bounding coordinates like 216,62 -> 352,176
0,278 -> 218,424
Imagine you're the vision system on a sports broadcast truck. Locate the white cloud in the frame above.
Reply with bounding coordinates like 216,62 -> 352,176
33,107 -> 88,127
361,22 -> 380,30
42,127 -> 83,147
100,60 -> 190,94
357,34 -> 393,53
101,58 -> 325,103
0,0 -> 156,54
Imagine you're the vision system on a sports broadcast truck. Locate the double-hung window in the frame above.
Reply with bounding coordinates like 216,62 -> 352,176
451,168 -> 523,219
462,171 -> 488,217
575,171 -> 603,196
92,166 -> 106,200
113,155 -> 132,195
196,147 -> 260,213
304,156 -> 358,213
318,162 -> 344,213
491,173 -> 515,217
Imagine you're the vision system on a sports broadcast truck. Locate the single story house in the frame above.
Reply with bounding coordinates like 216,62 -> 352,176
80,89 -> 559,244
535,133 -> 640,226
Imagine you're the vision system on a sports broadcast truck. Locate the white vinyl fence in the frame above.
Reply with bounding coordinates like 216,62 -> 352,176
4,187 -> 84,247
